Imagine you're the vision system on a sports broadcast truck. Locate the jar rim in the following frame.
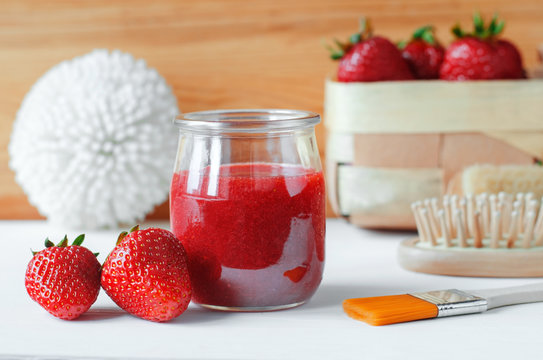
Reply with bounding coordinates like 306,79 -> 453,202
174,109 -> 320,133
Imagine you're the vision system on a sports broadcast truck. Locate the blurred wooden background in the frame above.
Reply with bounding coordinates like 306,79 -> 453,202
1,0 -> 542,220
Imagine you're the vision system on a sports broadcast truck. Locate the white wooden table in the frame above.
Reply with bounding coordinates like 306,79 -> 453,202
1,219 -> 542,359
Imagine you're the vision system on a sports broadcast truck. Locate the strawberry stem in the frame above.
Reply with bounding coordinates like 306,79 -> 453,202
452,24 -> 465,38
326,17 -> 372,61
116,231 -> 128,245
57,235 -> 68,247
359,17 -> 372,38
412,25 -> 437,45
491,15 -> 505,36
413,25 -> 430,38
473,12 -> 485,34
333,39 -> 344,49
32,234 -> 96,258
349,33 -> 361,45
452,12 -> 505,40
327,44 -> 345,60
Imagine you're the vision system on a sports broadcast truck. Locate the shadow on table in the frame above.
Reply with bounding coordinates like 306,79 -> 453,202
357,227 -> 417,239
167,306 -> 231,325
76,307 -> 126,321
76,306 -> 231,324
305,283 -> 408,310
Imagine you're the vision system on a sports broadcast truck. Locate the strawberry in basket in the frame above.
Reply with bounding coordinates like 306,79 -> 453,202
440,13 -> 525,80
400,25 -> 444,79
328,19 -> 414,82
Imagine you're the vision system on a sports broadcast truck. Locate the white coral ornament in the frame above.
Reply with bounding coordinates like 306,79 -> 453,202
9,49 -> 179,229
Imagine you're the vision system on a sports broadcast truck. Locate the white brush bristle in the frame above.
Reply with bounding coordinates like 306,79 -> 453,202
412,193 -> 543,249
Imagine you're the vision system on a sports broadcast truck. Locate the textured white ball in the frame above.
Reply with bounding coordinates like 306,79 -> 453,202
9,49 -> 179,229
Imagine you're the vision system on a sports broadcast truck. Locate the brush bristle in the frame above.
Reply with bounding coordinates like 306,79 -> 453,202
343,294 -> 438,326
412,192 -> 543,248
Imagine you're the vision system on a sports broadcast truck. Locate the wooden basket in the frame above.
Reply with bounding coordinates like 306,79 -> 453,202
324,78 -> 543,230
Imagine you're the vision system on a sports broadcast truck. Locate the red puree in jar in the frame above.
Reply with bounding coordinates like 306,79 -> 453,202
170,163 -> 325,308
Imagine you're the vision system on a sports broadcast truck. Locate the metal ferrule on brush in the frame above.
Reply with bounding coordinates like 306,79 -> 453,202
410,289 -> 488,317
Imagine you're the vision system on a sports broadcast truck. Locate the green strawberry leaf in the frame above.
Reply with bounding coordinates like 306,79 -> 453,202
413,25 -> 431,39
323,40 -> 345,60
421,30 -> 435,45
488,14 -> 497,33
72,234 -> 85,246
129,224 -> 140,233
410,25 -> 437,45
44,238 -> 54,248
349,33 -> 361,44
473,12 -> 485,35
330,51 -> 344,60
469,12 -> 505,39
494,20 -> 505,35
452,24 -> 465,38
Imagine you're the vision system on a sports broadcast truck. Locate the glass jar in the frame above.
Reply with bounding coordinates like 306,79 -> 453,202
170,109 -> 325,311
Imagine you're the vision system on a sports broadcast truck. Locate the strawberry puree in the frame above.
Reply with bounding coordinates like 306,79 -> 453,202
170,163 -> 325,309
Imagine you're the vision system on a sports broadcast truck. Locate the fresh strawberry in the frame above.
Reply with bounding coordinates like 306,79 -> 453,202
495,39 -> 525,79
101,226 -> 191,322
329,19 -> 414,82
25,235 -> 101,320
440,13 -> 525,80
400,26 -> 444,79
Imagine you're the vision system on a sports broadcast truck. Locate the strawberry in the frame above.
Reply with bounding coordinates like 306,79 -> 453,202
329,19 -> 414,82
25,235 -> 101,320
101,226 -> 191,322
400,26 -> 444,79
495,39 -> 525,79
440,13 -> 525,80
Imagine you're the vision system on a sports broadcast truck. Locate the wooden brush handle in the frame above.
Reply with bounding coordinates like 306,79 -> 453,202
470,283 -> 543,309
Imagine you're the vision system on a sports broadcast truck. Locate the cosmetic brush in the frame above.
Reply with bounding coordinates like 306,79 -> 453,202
343,282 -> 543,326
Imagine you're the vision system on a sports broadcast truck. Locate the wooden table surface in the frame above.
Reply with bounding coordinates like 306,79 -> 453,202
1,0 -> 542,219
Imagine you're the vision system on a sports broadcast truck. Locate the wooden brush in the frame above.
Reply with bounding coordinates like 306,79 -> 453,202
343,283 -> 543,326
399,192 -> 543,277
